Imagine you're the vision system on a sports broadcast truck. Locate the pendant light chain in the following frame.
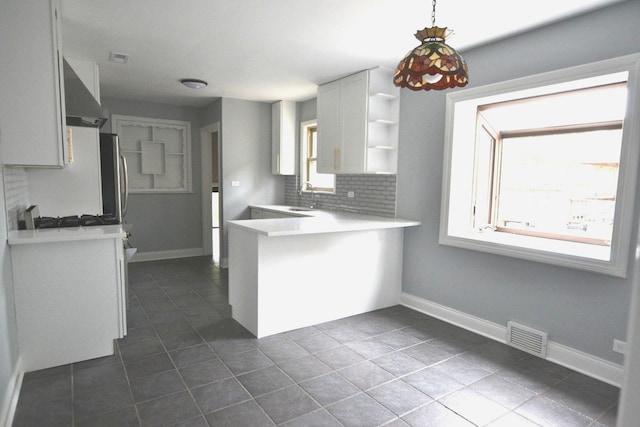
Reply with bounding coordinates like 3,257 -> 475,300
431,0 -> 437,27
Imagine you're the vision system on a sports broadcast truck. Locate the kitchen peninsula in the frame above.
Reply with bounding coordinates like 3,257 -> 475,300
228,206 -> 420,338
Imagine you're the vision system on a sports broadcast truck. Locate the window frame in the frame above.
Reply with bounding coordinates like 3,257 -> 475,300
440,54 -> 640,277
478,118 -> 623,246
300,119 -> 335,193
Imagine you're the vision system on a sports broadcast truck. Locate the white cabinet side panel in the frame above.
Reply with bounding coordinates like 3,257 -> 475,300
27,127 -> 102,216
254,228 -> 403,337
12,239 -> 120,371
228,227 -> 260,336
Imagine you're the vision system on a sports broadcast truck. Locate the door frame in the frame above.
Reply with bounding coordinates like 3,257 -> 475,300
200,122 -> 221,258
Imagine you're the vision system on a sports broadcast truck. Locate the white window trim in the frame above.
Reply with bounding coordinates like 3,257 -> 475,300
440,54 -> 640,278
300,119 -> 335,194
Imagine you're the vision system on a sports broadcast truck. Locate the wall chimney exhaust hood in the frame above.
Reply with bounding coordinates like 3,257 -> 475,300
63,58 -> 107,128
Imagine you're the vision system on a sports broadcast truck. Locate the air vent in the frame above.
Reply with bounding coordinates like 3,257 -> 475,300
109,52 -> 130,64
507,321 -> 548,357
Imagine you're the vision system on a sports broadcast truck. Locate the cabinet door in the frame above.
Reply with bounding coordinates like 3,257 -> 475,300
0,0 -> 67,167
339,72 -> 368,174
261,210 -> 287,219
251,208 -> 264,219
272,101 -> 296,175
317,81 -> 342,173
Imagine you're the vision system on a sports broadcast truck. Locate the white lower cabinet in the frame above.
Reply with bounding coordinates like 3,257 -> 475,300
10,231 -> 126,372
250,208 -> 264,219
250,207 -> 299,219
262,210 -> 290,219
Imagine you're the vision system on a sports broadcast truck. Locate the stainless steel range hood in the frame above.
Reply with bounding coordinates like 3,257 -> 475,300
63,58 -> 108,128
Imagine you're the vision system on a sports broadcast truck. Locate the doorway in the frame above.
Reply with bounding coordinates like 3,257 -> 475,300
201,122 -> 222,264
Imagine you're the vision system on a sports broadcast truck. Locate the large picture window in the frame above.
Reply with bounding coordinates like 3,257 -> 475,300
440,54 -> 640,277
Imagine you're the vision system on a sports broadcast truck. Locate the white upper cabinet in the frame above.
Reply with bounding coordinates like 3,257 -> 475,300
317,67 -> 399,174
0,0 -> 68,167
317,81 -> 344,173
272,101 -> 296,175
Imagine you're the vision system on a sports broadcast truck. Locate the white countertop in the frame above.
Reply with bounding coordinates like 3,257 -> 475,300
8,225 -> 127,245
229,205 -> 421,237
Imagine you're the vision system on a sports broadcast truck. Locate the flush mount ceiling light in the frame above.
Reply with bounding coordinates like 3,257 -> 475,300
393,0 -> 468,91
180,79 -> 208,89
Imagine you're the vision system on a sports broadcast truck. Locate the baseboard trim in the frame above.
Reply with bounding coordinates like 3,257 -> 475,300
130,248 -> 204,263
400,292 -> 623,387
1,357 -> 22,427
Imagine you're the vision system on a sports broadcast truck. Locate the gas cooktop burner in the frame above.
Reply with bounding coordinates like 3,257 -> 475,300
80,214 -> 119,226
34,214 -> 120,229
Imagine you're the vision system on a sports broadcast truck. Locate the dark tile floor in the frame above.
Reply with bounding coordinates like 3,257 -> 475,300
13,256 -> 619,426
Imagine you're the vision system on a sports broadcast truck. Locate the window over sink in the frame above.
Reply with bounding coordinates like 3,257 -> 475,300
301,120 -> 335,193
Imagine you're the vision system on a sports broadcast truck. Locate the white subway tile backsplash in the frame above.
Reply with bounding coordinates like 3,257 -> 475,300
3,166 -> 30,231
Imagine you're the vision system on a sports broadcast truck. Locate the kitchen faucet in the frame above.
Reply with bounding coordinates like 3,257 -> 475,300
303,181 -> 317,209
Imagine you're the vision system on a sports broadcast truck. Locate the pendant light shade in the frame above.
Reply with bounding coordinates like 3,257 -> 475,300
393,1 -> 468,91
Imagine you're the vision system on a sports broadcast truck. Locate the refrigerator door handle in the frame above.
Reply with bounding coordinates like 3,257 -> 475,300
120,154 -> 129,218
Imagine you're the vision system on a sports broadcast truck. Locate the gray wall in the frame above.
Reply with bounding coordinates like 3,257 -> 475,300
101,96 -> 284,262
200,99 -> 222,129
397,0 -> 640,364
299,98 -> 317,123
219,98 -> 284,260
101,97 -> 204,255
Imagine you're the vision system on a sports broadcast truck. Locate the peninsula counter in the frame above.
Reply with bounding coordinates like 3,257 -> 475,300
228,206 -> 420,338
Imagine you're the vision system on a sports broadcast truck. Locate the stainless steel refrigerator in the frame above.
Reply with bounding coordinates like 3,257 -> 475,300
99,133 -> 128,222
100,133 -> 136,306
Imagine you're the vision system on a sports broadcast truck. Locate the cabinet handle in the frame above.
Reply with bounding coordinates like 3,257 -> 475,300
334,148 -> 341,171
276,154 -> 280,174
67,128 -> 74,164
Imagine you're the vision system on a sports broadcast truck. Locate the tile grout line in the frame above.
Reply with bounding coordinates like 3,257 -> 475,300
141,270 -> 213,425
48,257 -> 618,427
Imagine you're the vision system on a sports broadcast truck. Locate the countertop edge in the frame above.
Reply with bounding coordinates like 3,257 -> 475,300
8,225 -> 127,245
230,206 -> 421,237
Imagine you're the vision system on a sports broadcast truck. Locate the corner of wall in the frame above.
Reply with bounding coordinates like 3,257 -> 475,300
0,356 -> 22,427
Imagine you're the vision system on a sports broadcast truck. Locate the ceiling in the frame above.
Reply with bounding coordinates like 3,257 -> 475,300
61,0 -> 623,108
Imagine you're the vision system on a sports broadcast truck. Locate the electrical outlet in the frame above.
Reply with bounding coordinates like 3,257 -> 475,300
347,191 -> 355,198
613,339 -> 627,354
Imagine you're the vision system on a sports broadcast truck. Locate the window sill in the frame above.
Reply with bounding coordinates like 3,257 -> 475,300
439,230 -> 626,277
